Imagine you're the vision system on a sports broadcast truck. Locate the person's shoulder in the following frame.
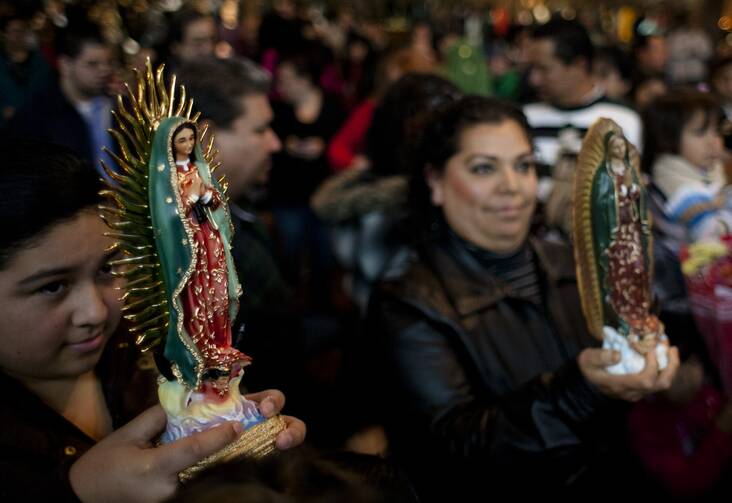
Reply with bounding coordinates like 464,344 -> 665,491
373,243 -> 458,317
523,101 -> 557,116
522,101 -> 571,128
585,97 -> 640,122
8,81 -> 59,114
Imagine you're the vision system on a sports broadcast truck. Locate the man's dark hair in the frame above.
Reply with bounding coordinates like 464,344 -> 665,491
55,21 -> 106,59
631,17 -> 664,53
0,3 -> 36,32
531,17 -> 594,69
168,7 -> 213,45
177,57 -> 271,129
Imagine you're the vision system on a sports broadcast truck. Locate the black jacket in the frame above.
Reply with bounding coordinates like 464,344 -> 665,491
5,81 -> 93,162
0,329 -> 158,502
368,236 -> 636,499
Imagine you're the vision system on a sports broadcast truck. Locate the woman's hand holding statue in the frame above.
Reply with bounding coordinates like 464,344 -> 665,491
579,344 -> 680,402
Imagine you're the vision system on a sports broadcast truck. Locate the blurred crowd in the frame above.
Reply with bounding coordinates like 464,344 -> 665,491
3,0 -> 732,500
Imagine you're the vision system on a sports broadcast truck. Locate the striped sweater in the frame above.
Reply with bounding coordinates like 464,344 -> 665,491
652,154 -> 732,242
524,93 -> 642,170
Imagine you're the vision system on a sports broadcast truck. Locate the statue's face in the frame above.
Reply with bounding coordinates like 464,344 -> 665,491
173,127 -> 196,161
609,137 -> 626,159
427,119 -> 537,254
609,137 -> 627,175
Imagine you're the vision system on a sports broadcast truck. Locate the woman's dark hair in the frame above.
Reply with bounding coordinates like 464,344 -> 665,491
171,122 -> 198,163
409,96 -> 533,241
279,41 -> 331,87
365,73 -> 461,177
0,139 -> 102,268
171,446 -> 418,503
342,30 -> 377,102
641,88 -> 723,173
55,21 -> 106,59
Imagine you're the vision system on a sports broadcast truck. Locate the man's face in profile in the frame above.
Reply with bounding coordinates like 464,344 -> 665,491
213,94 -> 282,201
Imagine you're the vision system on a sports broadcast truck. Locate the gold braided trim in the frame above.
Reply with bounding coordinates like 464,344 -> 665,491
573,119 -> 621,340
178,414 -> 287,483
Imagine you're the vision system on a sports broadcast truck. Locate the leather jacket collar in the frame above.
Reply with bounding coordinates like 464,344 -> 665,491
388,236 -> 577,321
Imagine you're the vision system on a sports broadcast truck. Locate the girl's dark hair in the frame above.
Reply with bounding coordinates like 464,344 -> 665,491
409,96 -> 533,241
171,122 -> 198,163
0,139 -> 101,268
365,73 -> 461,177
641,89 -> 723,173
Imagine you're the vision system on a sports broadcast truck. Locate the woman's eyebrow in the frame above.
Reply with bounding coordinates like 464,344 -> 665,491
18,247 -> 121,287
18,266 -> 72,286
465,154 -> 499,163
465,151 -> 534,163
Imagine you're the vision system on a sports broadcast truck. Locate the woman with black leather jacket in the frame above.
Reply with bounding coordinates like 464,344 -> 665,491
367,96 -> 680,500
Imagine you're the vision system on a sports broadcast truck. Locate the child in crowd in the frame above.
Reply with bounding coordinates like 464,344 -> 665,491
642,89 -> 731,242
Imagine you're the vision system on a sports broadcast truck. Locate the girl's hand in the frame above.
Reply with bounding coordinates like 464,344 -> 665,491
244,389 -> 307,450
69,405 -> 241,503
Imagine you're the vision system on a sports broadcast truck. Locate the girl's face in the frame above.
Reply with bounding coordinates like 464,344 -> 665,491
0,211 -> 123,382
428,120 -> 537,253
680,110 -> 724,171
173,127 -> 196,162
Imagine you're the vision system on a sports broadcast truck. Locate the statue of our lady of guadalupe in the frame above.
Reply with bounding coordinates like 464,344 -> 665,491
150,118 -> 249,391
100,62 -> 284,480
573,118 -> 668,374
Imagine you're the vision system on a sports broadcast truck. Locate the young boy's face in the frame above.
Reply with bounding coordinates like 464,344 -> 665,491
680,110 -> 724,171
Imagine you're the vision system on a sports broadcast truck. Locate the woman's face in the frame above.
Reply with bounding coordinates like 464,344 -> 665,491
680,110 -> 724,171
0,211 -> 123,382
428,120 -> 537,253
173,127 -> 196,162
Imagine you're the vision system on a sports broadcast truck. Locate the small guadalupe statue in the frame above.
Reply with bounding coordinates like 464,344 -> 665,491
100,61 -> 284,480
573,118 -> 668,374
